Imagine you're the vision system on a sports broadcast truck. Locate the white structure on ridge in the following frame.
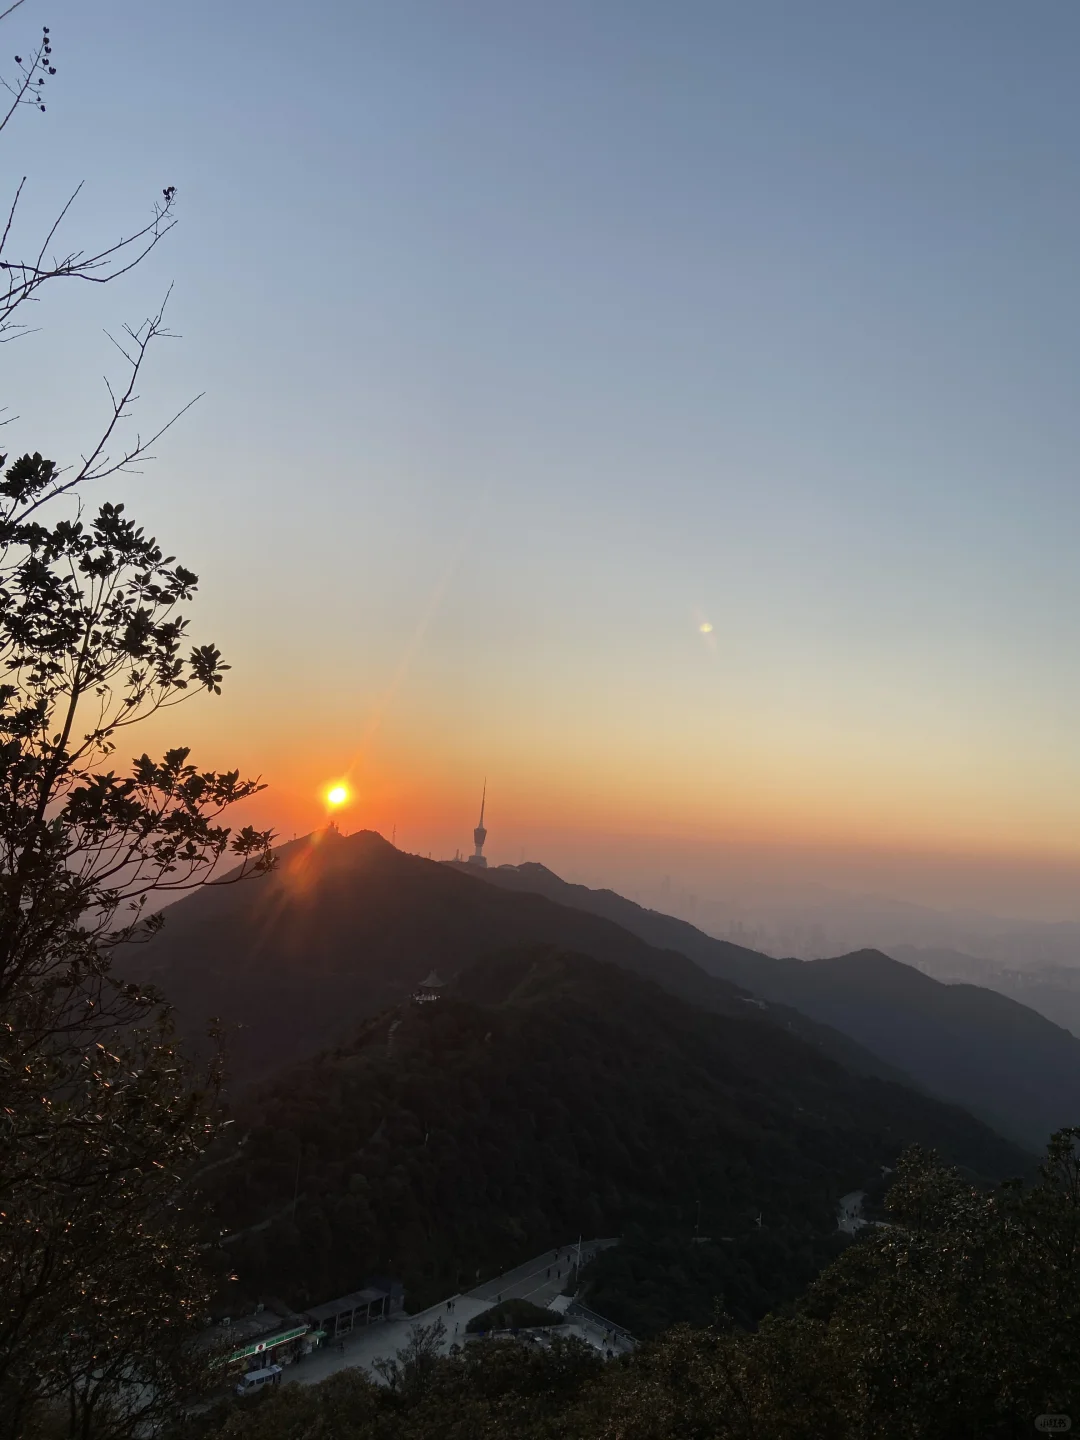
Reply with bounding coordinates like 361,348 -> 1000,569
468,784 -> 488,868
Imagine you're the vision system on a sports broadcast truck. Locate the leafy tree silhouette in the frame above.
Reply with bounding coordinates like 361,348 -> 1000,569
0,8 -> 273,1436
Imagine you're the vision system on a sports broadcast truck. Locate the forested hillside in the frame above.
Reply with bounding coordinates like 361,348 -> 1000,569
200,948 -> 1028,1318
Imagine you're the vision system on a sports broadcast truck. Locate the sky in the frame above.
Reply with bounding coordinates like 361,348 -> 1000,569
10,0 -> 1080,925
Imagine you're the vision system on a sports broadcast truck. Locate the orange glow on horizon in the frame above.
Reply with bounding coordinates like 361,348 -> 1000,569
129,685 -> 1080,916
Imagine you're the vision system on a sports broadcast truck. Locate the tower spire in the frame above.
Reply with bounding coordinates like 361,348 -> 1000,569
468,781 -> 488,868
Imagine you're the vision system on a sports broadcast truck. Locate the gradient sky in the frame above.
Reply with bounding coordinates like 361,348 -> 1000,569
11,1 -> 1080,920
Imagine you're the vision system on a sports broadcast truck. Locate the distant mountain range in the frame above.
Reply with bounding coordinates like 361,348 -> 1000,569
472,863 -> 1080,1149
132,831 -> 1080,1150
687,885 -> 1080,970
889,944 -> 1080,1042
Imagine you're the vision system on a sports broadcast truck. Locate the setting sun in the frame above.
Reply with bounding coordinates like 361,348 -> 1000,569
326,785 -> 348,807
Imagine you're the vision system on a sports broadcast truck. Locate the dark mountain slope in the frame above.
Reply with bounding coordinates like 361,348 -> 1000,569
203,948 -> 1029,1319
131,830 -> 900,1087
889,943 -> 1080,1042
766,950 -> 1080,1150
472,862 -> 772,979
476,864 -> 1080,1148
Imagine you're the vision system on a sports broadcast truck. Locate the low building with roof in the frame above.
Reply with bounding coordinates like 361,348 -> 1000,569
305,1278 -> 405,1339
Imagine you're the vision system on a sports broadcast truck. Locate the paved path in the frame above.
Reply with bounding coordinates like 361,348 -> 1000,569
283,1239 -> 619,1389
469,1241 -> 597,1307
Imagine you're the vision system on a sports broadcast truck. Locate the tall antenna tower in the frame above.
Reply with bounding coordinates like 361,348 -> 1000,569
467,781 -> 488,868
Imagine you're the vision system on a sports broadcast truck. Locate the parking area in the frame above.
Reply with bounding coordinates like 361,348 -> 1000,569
282,1240 -> 621,1388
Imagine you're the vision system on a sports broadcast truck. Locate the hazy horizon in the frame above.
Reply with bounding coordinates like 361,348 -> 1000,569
262,818 -> 1080,966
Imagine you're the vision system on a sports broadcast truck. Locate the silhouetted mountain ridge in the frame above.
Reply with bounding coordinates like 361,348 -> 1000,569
889,943 -> 1080,1042
135,831 -> 897,1087
476,863 -> 1080,1148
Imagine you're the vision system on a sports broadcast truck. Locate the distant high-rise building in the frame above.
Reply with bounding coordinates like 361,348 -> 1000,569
468,784 -> 488,868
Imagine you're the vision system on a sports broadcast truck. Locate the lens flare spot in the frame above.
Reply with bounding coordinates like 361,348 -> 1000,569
699,621 -> 714,635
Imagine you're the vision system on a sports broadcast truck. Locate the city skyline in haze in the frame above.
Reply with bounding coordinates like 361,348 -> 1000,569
13,1 -> 1080,925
